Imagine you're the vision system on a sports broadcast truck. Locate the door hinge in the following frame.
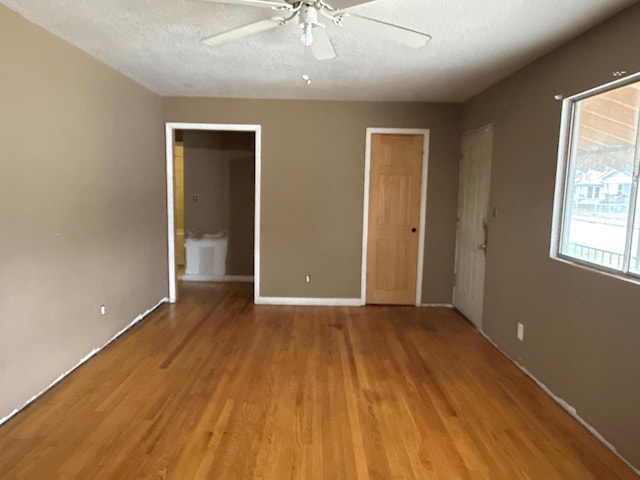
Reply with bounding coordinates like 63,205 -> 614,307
453,273 -> 457,286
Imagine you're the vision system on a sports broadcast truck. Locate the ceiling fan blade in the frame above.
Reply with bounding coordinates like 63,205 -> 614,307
338,14 -> 431,48
310,27 -> 336,60
193,0 -> 292,9
202,17 -> 284,47
326,0 -> 375,9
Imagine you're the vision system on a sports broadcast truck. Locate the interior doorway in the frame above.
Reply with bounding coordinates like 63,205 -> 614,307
165,123 -> 261,303
361,128 -> 430,306
453,125 -> 493,327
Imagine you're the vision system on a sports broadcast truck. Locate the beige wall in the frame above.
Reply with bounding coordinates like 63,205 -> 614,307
0,6 -> 166,419
183,131 -> 231,236
163,98 -> 462,301
463,4 -> 640,469
228,155 -> 255,276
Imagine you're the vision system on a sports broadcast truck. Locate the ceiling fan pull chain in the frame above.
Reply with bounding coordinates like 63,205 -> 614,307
301,39 -> 312,85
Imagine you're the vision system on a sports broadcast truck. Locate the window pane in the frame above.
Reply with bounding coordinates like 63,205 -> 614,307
561,83 -> 640,271
630,186 -> 640,275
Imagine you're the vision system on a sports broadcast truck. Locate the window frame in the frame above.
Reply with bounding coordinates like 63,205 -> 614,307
551,72 -> 640,280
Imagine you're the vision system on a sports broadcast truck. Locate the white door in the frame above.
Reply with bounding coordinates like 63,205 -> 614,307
453,125 -> 493,327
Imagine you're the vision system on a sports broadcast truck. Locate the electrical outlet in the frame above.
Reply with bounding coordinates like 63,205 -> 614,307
100,305 -> 106,316
305,274 -> 311,283
517,323 -> 524,341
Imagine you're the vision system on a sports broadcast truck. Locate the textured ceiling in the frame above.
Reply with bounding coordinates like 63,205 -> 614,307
2,0 -> 636,102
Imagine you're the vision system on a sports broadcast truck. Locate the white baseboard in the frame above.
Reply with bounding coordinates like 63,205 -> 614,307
476,328 -> 640,476
182,274 -> 254,283
0,297 -> 169,427
255,297 -> 362,306
253,299 -> 454,307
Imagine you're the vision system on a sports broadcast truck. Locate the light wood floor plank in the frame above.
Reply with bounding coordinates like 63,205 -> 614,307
0,282 -> 636,479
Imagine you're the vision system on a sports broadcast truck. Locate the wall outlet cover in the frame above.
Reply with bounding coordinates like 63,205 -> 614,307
517,322 -> 525,341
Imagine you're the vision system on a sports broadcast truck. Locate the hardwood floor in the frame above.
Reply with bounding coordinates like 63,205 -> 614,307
0,282 -> 636,479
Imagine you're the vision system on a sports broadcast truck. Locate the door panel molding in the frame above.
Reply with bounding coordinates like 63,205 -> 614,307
361,128 -> 430,306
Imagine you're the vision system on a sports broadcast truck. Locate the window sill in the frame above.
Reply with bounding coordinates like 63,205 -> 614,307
551,254 -> 640,287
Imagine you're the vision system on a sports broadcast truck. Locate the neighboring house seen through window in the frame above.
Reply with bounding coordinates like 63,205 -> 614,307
553,74 -> 640,277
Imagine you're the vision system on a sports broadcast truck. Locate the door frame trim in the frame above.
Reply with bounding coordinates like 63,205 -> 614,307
164,122 -> 261,303
360,128 -> 430,306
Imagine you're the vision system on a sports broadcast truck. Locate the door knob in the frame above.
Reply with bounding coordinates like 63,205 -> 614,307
411,228 -> 417,233
477,243 -> 487,250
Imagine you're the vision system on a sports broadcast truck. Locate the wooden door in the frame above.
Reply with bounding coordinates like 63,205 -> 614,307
366,134 -> 424,305
453,126 -> 493,327
173,143 -> 185,266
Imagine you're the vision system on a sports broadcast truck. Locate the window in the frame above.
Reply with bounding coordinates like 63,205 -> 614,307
553,74 -> 640,277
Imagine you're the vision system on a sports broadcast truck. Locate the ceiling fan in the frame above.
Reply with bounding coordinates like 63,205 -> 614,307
195,0 -> 432,60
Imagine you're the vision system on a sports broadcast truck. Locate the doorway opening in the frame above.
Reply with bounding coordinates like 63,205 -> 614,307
360,128 -> 430,306
165,123 -> 261,303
